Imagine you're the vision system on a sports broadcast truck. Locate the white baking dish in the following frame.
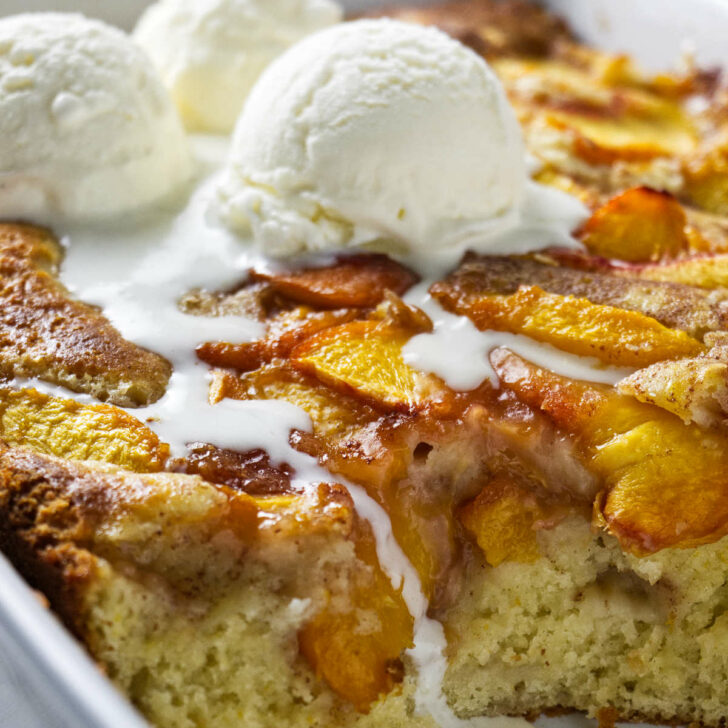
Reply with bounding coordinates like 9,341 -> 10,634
0,1 -> 726,726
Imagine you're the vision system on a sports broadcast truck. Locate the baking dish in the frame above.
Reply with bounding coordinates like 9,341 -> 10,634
0,0 -> 727,726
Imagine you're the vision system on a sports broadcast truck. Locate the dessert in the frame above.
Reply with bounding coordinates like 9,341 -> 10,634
134,0 -> 343,133
0,13 -> 191,223
0,224 -> 171,405
218,18 -> 525,255
2,3 -> 728,728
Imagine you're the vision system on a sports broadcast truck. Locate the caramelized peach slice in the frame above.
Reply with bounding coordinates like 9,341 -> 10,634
496,57 -> 697,163
492,349 -> 728,555
291,321 -> 449,412
298,518 -> 413,713
248,482 -> 355,544
489,348 -> 608,431
250,254 -> 418,309
567,91 -> 696,163
580,187 -> 688,262
197,308 -> 360,373
460,477 -> 549,566
210,364 -> 377,440
434,253 -> 728,338
492,348 -> 664,444
196,340 -> 265,374
0,387 -> 169,472
596,421 -> 728,554
440,283 -> 703,368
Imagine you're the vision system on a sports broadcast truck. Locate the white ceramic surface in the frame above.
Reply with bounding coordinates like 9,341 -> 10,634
0,555 -> 148,728
0,1 -> 726,727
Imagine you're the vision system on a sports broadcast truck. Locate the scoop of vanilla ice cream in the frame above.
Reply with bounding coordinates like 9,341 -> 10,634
0,13 -> 191,223
134,0 -> 343,134
217,18 -> 526,257
0,13 -> 191,224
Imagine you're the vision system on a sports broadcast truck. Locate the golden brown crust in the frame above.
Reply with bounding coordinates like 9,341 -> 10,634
617,355 -> 728,428
0,441 -> 360,579
0,442 -> 97,635
0,441 -> 366,680
0,444 -> 142,532
0,223 -> 171,406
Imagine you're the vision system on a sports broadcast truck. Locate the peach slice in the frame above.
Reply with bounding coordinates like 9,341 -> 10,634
545,247 -> 728,288
196,308 -> 360,373
290,321 -> 449,413
459,477 -> 549,566
495,57 -> 697,163
0,387 -> 169,472
492,347 -> 663,445
298,518 -> 414,713
492,349 -> 728,555
596,421 -> 728,554
568,95 -> 696,160
489,348 -> 608,432
439,283 -> 704,368
250,254 -> 419,309
433,253 -> 728,338
210,364 -> 377,440
579,187 -> 688,262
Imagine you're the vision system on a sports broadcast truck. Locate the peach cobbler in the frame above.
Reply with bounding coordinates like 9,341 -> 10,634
3,2 -> 728,728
